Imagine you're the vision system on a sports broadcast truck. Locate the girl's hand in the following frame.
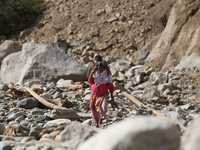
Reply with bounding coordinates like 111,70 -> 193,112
90,68 -> 96,77
107,67 -> 110,76
109,93 -> 118,110
109,100 -> 119,111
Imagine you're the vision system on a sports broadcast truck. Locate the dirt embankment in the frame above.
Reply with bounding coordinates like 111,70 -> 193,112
6,0 -> 175,62
4,0 -> 200,71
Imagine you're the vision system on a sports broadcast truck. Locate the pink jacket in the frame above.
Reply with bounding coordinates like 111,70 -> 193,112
88,76 -> 114,96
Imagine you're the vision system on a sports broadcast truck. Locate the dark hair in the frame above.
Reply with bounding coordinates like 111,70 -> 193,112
95,55 -> 102,61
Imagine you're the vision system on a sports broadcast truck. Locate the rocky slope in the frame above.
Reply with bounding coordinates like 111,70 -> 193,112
6,0 -> 200,71
6,0 -> 177,64
1,0 -> 200,149
0,65 -> 200,149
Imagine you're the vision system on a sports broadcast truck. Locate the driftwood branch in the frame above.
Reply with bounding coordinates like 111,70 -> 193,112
26,87 -> 64,109
122,92 -> 186,131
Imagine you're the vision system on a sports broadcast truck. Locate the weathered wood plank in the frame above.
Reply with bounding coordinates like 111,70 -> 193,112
122,92 -> 186,131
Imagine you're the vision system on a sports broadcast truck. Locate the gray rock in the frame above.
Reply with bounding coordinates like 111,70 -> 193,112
44,119 -> 71,128
48,108 -> 80,120
113,60 -> 132,73
17,98 -> 39,109
29,126 -> 43,139
56,79 -> 74,88
124,70 -> 134,78
59,122 -> 97,150
0,112 -> 5,116
53,92 -> 62,99
150,72 -> 168,85
135,73 -> 143,84
14,142 -> 26,149
29,110 -> 45,115
124,81 -> 133,90
109,65 -> 118,76
0,40 -> 21,67
78,117 -> 180,150
0,145 -> 12,150
41,145 -> 53,150
181,118 -> 200,150
175,53 -> 200,70
35,115 -> 51,123
143,87 -> 160,101
106,18 -> 119,23
84,94 -> 92,101
82,119 -> 92,125
46,82 -> 56,89
157,83 -> 180,94
70,41 -> 88,48
0,124 -> 5,135
1,43 -> 88,85
26,145 -> 41,150
7,111 -> 26,121
80,56 -> 90,64
24,79 -> 42,88
15,116 -> 25,122
79,102 -> 89,110
159,110 -> 186,127
180,103 -> 193,111
118,72 -> 125,78
40,93 -> 52,99
135,46 -> 149,65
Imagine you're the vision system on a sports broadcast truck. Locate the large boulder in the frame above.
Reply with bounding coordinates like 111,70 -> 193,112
78,116 -> 180,150
143,0 -> 200,70
1,43 -> 88,85
0,40 -> 21,66
181,118 -> 200,150
59,122 -> 97,150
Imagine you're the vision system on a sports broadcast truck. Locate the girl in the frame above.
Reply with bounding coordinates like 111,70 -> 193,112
88,61 -> 117,127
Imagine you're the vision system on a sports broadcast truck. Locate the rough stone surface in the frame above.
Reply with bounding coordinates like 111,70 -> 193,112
48,108 -> 80,120
78,117 -> 180,150
0,124 -> 5,135
0,43 -> 88,85
17,98 -> 39,109
0,40 -> 21,67
59,122 -> 97,150
181,118 -> 200,150
44,119 -> 71,128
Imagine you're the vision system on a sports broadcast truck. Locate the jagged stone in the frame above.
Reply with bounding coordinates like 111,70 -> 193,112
1,43 -> 88,85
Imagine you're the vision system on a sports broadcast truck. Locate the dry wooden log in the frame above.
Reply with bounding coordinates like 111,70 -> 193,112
39,125 -> 67,138
122,92 -> 186,131
26,87 -> 64,109
3,124 -> 21,137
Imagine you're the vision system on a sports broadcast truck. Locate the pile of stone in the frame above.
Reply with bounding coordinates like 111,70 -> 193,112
0,41 -> 200,149
0,65 -> 199,149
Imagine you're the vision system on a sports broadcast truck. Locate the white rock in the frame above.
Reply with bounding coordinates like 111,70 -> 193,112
1,43 -> 88,85
181,118 -> 200,150
59,122 -> 97,150
44,119 -> 71,128
56,79 -> 74,88
78,116 -> 180,150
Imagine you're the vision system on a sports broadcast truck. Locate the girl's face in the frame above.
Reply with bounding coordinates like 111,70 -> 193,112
98,65 -> 105,73
95,58 -> 101,63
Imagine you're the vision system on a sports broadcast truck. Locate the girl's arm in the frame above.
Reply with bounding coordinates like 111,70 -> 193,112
88,68 -> 96,84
